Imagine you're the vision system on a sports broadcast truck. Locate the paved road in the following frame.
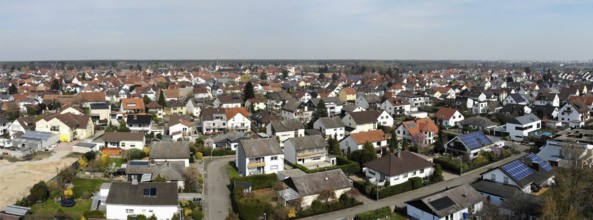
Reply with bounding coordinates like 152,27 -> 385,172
204,156 -> 234,220
302,152 -> 527,220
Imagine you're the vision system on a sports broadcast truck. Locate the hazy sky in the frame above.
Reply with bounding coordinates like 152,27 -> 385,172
1,0 -> 592,61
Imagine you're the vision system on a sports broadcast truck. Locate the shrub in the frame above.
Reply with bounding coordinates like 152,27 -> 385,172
83,211 -> 105,219
355,206 -> 393,220
127,149 -> 146,160
231,173 -> 278,189
27,181 -> 49,204
294,156 -> 360,175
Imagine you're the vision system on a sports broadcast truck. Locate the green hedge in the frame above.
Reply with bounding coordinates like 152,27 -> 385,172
433,157 -> 470,174
356,177 -> 424,200
231,173 -> 278,190
354,206 -> 393,220
298,194 -> 362,218
235,197 -> 273,220
434,151 -> 511,174
202,148 -> 235,156
293,156 -> 360,175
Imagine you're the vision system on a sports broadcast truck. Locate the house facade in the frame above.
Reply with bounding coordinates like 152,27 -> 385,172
236,138 -> 284,176
434,107 -> 464,127
396,118 -> 438,146
406,184 -> 484,220
283,135 -> 332,166
35,113 -> 94,142
313,117 -> 345,140
103,132 -> 145,150
364,151 -> 434,186
505,114 -> 541,141
339,129 -> 388,154
105,182 -> 178,220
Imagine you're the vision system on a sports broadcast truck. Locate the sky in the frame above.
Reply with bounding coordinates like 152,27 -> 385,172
1,0 -> 592,61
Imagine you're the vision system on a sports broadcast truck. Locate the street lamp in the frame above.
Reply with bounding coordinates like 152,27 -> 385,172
263,212 -> 267,220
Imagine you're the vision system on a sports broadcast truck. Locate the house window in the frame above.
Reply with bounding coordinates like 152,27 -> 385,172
404,173 -> 408,178
491,174 -> 495,180
126,209 -> 134,214
420,169 -> 424,173
271,156 -> 278,161
270,165 -> 278,170
503,177 -> 509,184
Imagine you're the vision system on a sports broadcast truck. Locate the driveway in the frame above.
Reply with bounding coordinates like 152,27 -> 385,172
204,156 -> 234,220
301,152 -> 527,220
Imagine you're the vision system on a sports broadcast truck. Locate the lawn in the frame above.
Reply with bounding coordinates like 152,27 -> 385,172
73,178 -> 108,198
110,157 -> 127,167
227,164 -> 240,179
31,198 -> 92,219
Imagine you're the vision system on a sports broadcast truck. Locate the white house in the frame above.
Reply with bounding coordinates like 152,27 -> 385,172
266,119 -> 305,147
283,135 -> 333,166
342,110 -> 392,134
278,169 -> 351,208
406,184 -> 484,220
355,94 -> 382,109
396,118 -> 439,146
364,151 -> 434,186
534,93 -> 560,107
213,95 -> 242,108
105,182 -> 178,220
185,99 -> 202,117
168,120 -> 194,141
504,93 -> 529,105
558,99 -> 590,128
313,117 -> 346,140
339,129 -> 388,154
103,132 -> 145,150
445,132 -> 495,160
505,114 -> 541,141
236,138 -> 284,176
481,154 -> 554,193
201,107 -> 251,134
89,103 -> 111,123
380,98 -> 411,116
434,107 -> 464,127
149,141 -> 191,167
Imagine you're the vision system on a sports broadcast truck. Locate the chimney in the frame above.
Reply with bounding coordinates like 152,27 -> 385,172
532,162 -> 540,172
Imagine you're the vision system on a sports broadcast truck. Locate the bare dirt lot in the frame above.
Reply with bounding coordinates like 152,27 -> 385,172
0,148 -> 77,210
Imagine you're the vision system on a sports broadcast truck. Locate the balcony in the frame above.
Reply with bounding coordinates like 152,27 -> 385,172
297,151 -> 326,159
248,161 -> 265,168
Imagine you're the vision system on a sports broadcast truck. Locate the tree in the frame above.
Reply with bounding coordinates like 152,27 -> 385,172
143,95 -> 151,104
331,73 -> 340,81
153,175 -> 167,182
100,154 -> 111,169
434,120 -> 446,153
8,84 -> 18,94
127,149 -> 146,160
50,78 -> 61,91
318,72 -> 326,80
411,133 -> 427,147
431,164 -> 444,182
318,189 -> 337,203
196,152 -> 203,161
259,71 -> 267,80
183,166 -> 203,192
158,89 -> 167,107
387,132 -> 398,153
28,181 -> 49,204
282,69 -> 289,79
242,81 -> 255,102
83,151 -> 96,162
78,157 -> 88,169
225,208 -> 240,220
327,136 -> 342,157
307,99 -> 328,128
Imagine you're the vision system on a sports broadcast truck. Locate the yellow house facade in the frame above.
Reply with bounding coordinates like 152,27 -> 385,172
35,113 -> 94,142
338,88 -> 357,102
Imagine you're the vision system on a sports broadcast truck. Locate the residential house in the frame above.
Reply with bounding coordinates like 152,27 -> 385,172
251,110 -> 281,129
35,113 -> 94,142
355,94 -> 382,109
8,116 -> 35,138
278,169 -> 351,208
380,98 -> 411,116
309,97 -> 344,116
558,99 -> 590,128
168,117 -> 194,140
283,135 -> 334,166
126,160 -> 186,188
213,95 -> 242,108
364,151 -> 434,186
342,110 -> 393,133
536,129 -> 593,167
105,182 -> 178,220
458,116 -> 498,131
185,99 -> 202,117
207,131 -> 250,151
501,104 -> 531,116
80,91 -> 107,108
103,132 -> 145,150
120,98 -> 145,113
396,118 -> 439,146
281,101 -> 313,123
341,103 -> 365,116
313,117 -> 346,140
0,114 -> 8,137
338,88 -> 357,102
8,131 -> 59,157
224,107 -> 251,133
245,98 -> 266,111
339,129 -> 388,155
236,138 -> 284,176
505,114 -> 541,141
266,119 -> 305,147
534,93 -> 560,107
406,184 -> 484,220
149,141 -> 191,167
89,102 -> 111,123
146,102 -> 164,118
126,114 -> 152,133
445,132 -> 495,160
165,100 -> 186,115
504,93 -> 529,105
434,107 -> 464,127
481,154 -> 554,193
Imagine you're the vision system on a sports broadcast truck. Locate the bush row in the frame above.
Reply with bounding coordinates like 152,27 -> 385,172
299,195 -> 362,218
354,206 -> 393,220
231,173 -> 278,190
293,156 -> 361,175
355,177 -> 424,200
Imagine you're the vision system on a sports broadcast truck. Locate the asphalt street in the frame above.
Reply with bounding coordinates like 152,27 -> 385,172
204,156 -> 234,220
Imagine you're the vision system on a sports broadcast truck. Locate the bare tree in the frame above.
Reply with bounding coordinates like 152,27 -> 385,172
183,166 -> 203,193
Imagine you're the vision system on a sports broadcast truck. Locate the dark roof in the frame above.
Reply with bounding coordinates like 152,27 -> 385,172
405,184 -> 484,218
106,182 -> 178,205
459,116 -> 497,127
270,119 -> 304,132
361,94 -> 382,103
239,138 -> 283,157
217,95 -> 242,104
347,110 -> 382,124
126,160 -> 185,181
364,152 -> 433,176
501,104 -> 529,115
471,179 -> 521,199
285,135 -> 328,150
90,102 -> 110,110
508,93 -> 527,103
127,114 -> 152,125
201,107 -> 225,121
316,117 -> 345,128
283,169 -> 351,197
149,141 -> 191,159
103,132 -> 145,142
508,114 -> 540,125
499,154 -> 554,188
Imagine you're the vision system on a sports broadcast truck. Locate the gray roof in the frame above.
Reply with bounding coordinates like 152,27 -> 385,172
471,180 -> 521,199
126,160 -> 185,181
508,114 -> 540,125
536,145 -> 562,163
239,138 -> 282,157
270,119 -> 304,132
362,94 -> 382,103
149,141 -> 191,159
316,117 -> 345,128
282,101 -> 301,112
283,169 -> 351,197
459,116 -> 497,127
20,131 -> 56,140
509,93 -> 527,103
3,205 -> 30,216
406,184 -> 484,218
364,152 -> 433,176
103,132 -> 145,142
74,142 -> 97,149
347,110 -> 382,124
285,135 -> 328,151
106,182 -> 178,205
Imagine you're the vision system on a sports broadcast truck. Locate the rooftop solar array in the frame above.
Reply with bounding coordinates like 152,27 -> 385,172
502,160 -> 533,181
527,154 -> 553,172
459,132 -> 493,150
129,161 -> 150,166
429,196 -> 456,211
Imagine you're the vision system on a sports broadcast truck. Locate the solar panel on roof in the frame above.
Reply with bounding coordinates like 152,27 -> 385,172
527,154 -> 553,172
502,160 -> 533,181
129,161 -> 149,166
429,196 -> 456,211
459,132 -> 493,150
